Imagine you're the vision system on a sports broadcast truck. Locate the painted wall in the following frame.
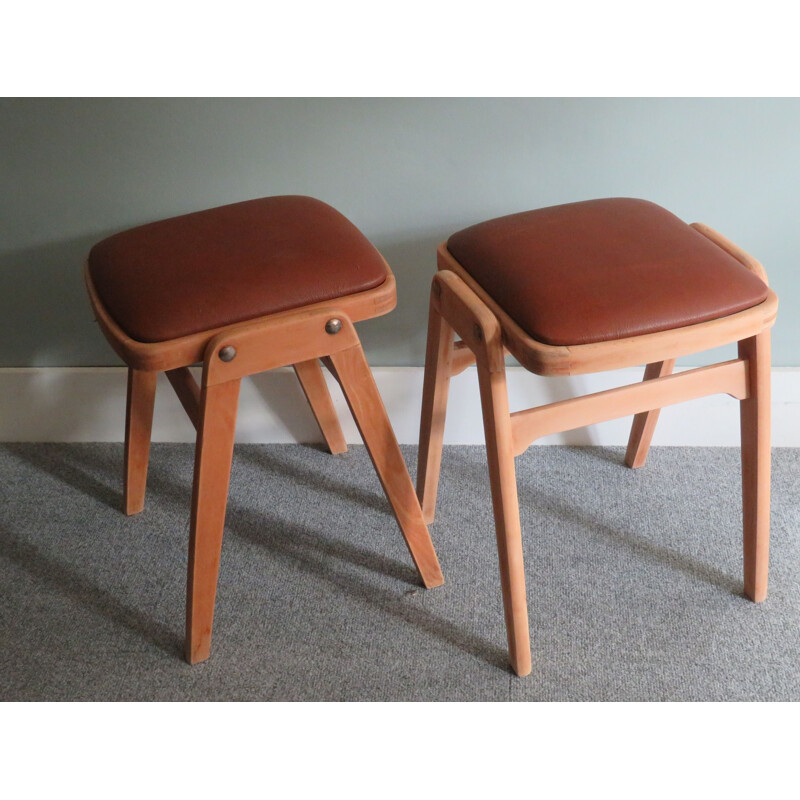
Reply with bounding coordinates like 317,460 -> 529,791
2,97 -> 797,368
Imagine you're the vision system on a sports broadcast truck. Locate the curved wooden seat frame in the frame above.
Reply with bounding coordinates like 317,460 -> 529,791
417,223 -> 778,677
86,262 -> 444,665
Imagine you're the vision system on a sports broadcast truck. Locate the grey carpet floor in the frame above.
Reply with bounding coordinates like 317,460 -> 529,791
1,442 -> 799,702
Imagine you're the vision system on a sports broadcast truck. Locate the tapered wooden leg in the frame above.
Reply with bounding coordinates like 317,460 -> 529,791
624,359 -> 676,468
477,363 -> 531,677
123,367 -> 158,515
185,378 -> 241,664
417,294 -> 455,523
166,367 -> 201,429
328,344 -> 444,589
293,359 -> 347,454
739,332 -> 771,603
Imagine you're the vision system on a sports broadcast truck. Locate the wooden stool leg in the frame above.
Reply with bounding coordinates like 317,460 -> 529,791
417,293 -> 455,523
328,343 -> 445,589
293,359 -> 347,454
739,332 -> 771,603
166,367 -> 201,429
185,378 -> 241,664
123,367 -> 158,515
624,359 -> 676,468
477,363 -> 531,677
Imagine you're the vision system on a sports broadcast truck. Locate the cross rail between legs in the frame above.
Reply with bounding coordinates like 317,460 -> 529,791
509,358 -> 749,456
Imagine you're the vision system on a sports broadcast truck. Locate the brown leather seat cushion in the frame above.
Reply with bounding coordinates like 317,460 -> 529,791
88,196 -> 388,342
446,198 -> 769,346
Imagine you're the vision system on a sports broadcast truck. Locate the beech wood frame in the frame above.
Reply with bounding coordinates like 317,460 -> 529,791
86,263 -> 444,665
417,224 -> 777,677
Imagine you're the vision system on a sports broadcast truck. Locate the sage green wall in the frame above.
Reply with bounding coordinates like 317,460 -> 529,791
2,98 -> 797,367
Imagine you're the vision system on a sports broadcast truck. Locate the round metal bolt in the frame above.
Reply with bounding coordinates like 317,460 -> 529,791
218,345 -> 237,362
325,318 -> 343,335
473,323 -> 483,342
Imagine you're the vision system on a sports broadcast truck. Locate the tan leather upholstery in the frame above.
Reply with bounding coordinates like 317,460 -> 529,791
446,198 -> 769,346
88,196 -> 388,342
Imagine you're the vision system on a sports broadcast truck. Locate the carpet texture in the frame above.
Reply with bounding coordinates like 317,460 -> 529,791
1,443 -> 799,702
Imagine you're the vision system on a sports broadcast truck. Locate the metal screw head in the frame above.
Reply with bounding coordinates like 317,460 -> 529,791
325,318 -> 343,335
218,345 -> 237,362
473,323 -> 483,342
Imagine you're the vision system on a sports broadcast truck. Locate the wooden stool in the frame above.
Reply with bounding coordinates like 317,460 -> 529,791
85,195 -> 444,664
417,198 -> 778,677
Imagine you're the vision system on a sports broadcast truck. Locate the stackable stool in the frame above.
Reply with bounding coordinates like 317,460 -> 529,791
85,195 -> 443,664
417,198 -> 778,677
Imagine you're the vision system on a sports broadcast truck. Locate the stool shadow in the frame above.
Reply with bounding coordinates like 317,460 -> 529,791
575,445 -> 628,465
2,443 -> 122,511
1,443 -> 506,669
0,531 -> 182,659
235,444 -> 392,517
226,505 -> 509,672
451,447 -> 742,597
2,442 -> 196,515
227,502 -> 419,586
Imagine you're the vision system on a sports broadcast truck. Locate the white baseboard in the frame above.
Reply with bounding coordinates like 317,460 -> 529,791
0,366 -> 798,446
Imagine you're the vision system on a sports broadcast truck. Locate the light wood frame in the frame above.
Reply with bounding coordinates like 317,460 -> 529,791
86,262 -> 444,665
417,224 -> 777,677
